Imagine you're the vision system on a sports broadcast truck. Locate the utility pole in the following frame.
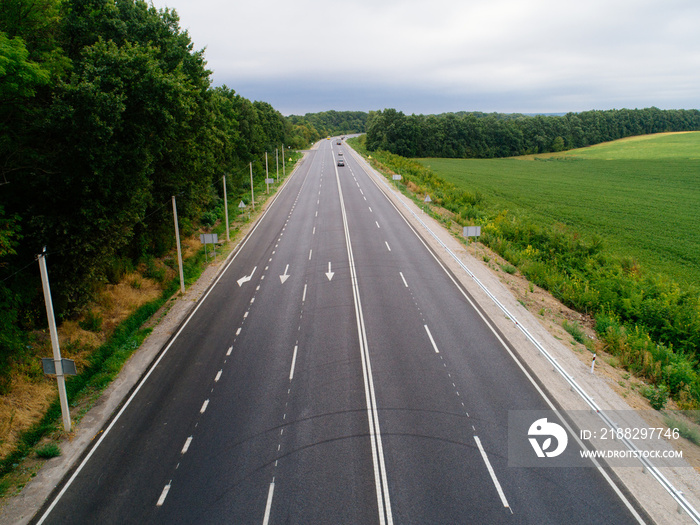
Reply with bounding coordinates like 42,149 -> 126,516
265,152 -> 269,194
37,249 -> 71,432
276,148 -> 279,183
250,162 -> 255,211
172,196 -> 185,293
223,175 -> 229,242
282,144 -> 286,179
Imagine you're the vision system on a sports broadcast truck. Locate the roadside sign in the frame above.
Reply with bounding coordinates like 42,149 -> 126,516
238,201 -> 246,209
265,178 -> 275,184
424,195 -> 432,203
200,233 -> 219,244
463,226 -> 481,238
42,358 -> 77,376
200,233 -> 219,260
392,175 -> 402,181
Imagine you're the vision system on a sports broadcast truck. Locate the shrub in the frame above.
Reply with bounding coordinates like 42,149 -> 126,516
642,384 -> 669,410
36,444 -> 61,459
78,311 -> 103,332
664,414 -> 700,445
500,263 -> 517,274
563,320 -> 586,345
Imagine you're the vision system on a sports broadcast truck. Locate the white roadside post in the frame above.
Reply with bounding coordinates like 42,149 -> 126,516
250,162 -> 255,211
590,353 -> 596,374
223,175 -> 230,242
172,196 -> 185,294
37,249 -> 72,432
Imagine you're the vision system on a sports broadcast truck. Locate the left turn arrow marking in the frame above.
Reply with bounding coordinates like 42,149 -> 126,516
237,266 -> 257,287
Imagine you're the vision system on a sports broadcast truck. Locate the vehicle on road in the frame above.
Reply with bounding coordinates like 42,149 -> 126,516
337,159 -> 345,166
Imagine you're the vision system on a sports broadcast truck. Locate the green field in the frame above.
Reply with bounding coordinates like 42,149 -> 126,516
416,132 -> 700,286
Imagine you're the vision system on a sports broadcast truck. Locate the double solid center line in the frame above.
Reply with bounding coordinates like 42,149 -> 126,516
334,161 -> 394,525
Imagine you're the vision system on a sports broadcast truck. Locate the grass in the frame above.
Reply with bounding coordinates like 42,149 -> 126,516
664,413 -> 700,445
562,320 -> 586,345
415,132 -> 700,287
35,444 -> 60,459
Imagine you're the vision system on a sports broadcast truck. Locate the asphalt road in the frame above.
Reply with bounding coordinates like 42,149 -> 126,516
35,139 -> 645,524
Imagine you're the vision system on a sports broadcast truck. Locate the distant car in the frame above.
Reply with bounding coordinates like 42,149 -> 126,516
338,151 -> 343,156
336,141 -> 341,145
337,159 -> 345,166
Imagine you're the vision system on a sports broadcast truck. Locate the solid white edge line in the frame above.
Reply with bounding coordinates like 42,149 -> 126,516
262,481 -> 275,525
352,147 -> 646,524
36,148 -> 306,524
424,325 -> 440,354
474,436 -> 511,510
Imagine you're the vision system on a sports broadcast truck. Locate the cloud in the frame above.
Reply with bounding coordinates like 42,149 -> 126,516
154,0 -> 700,113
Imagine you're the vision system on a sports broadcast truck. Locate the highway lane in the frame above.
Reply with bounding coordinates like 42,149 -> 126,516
337,143 -> 643,523
36,139 -> 643,524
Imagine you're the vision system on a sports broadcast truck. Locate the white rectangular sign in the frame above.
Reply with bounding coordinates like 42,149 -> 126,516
200,233 -> 219,244
463,226 -> 481,238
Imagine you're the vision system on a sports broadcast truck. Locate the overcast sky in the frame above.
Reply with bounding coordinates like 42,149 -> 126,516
150,0 -> 700,116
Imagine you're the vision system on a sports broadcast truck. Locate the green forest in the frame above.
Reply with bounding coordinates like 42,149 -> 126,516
0,0 -> 340,387
365,108 -> 700,158
287,110 -> 368,138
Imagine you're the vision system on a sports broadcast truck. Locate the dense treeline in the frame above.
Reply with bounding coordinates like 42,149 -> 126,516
0,0 -> 305,387
287,110 -> 367,140
366,108 -> 700,158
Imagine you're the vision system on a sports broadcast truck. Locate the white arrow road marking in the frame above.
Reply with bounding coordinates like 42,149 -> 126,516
280,264 -> 290,284
325,262 -> 335,281
237,266 -> 257,287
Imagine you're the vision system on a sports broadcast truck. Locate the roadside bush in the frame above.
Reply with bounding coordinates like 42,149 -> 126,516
36,443 -> 61,459
78,311 -> 103,332
563,320 -> 586,345
104,257 -> 134,285
642,384 -> 669,410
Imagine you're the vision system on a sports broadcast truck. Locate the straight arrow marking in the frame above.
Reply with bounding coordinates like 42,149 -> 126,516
280,264 -> 290,284
326,261 -> 335,281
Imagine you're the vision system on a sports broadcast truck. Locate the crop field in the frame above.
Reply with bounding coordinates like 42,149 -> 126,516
416,132 -> 700,287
